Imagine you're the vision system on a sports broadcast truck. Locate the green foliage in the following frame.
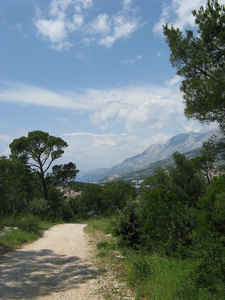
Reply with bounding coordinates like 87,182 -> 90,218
163,0 -> 225,166
168,152 -> 205,206
61,202 -> 74,221
190,233 -> 225,296
163,0 -> 225,130
9,130 -> 68,166
51,162 -> 79,188
47,187 -> 72,220
0,215 -> 55,251
113,153 -> 225,297
68,195 -> 87,218
187,176 -> 225,295
78,181 -> 136,216
141,188 -> 193,255
128,253 -> 153,283
27,197 -> 49,216
78,183 -> 102,215
0,230 -> 39,248
0,155 -> 33,214
143,167 -> 168,188
114,200 -> 141,249
196,175 -> 225,235
87,215 -> 118,234
89,217 -> 223,299
126,252 -> 215,300
136,153 -> 206,255
96,240 -> 117,253
9,130 -> 68,201
99,181 -> 137,214
14,215 -> 41,234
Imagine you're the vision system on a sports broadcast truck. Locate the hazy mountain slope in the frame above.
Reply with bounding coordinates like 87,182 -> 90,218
78,130 -> 216,182
103,147 -> 203,183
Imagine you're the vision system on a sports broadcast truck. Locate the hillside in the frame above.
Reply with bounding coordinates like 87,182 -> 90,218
78,130 -> 217,183
100,147 -> 202,183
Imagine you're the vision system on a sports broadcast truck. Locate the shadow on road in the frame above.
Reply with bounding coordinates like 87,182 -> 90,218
0,248 -> 102,299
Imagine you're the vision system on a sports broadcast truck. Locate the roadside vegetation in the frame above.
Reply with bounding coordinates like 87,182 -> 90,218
0,215 -> 56,252
86,163 -> 225,299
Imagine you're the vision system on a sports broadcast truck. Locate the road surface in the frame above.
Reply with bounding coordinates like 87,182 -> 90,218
0,223 -> 104,299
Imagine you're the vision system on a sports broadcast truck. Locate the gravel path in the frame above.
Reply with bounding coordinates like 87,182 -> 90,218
0,223 -> 104,300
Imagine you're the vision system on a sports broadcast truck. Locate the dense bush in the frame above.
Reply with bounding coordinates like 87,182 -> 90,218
113,154 -> 225,297
141,188 -> 194,255
114,199 -> 141,248
27,198 -> 49,216
14,215 -> 41,234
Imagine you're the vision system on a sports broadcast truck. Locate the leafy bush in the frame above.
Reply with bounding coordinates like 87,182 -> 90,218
196,175 -> 225,235
15,215 -> 41,234
28,197 -> 49,216
140,187 -> 194,256
114,200 -> 141,249
190,232 -> 225,297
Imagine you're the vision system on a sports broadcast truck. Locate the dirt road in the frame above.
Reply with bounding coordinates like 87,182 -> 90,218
0,223 -> 105,300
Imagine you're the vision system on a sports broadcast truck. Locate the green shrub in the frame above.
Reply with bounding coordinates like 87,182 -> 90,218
15,215 -> 41,234
61,202 -> 73,221
114,200 -> 141,249
27,197 -> 49,216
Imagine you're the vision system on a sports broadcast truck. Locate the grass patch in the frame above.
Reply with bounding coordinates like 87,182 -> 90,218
124,251 -> 216,300
96,239 -> 118,259
0,230 -> 39,247
86,215 -> 118,234
86,216 -> 220,300
0,214 -> 56,253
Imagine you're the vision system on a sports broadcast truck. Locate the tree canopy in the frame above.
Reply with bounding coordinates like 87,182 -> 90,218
9,130 -> 68,201
163,0 -> 225,130
51,162 -> 79,188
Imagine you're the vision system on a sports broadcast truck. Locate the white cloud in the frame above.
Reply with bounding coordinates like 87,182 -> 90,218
34,0 -> 143,50
0,135 -> 13,156
36,18 -> 67,42
122,54 -> 142,64
89,14 -> 110,34
0,79 -> 216,171
122,0 -> 133,10
154,0 -> 207,35
165,75 -> 181,86
0,80 -> 193,137
155,0 -> 225,36
0,79 -> 217,170
50,40 -> 72,51
0,81 -> 84,110
60,132 -> 149,170
99,14 -> 140,47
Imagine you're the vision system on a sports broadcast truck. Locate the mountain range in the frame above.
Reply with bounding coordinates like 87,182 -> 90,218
77,130 -> 217,183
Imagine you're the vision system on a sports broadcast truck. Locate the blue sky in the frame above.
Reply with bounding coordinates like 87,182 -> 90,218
0,0 -> 223,173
